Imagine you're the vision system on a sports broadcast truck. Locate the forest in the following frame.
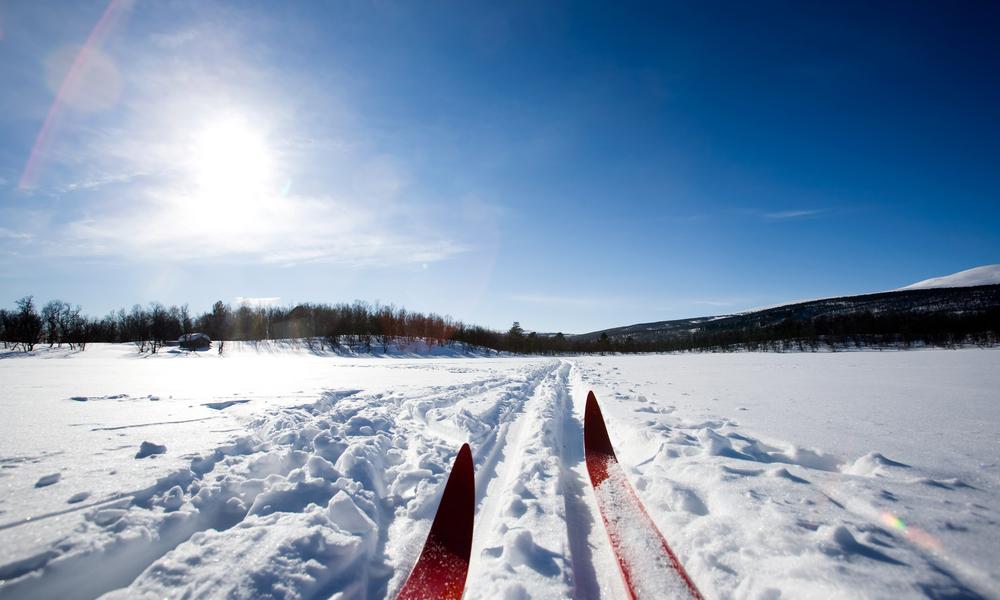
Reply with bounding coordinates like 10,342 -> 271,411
2,290 -> 999,355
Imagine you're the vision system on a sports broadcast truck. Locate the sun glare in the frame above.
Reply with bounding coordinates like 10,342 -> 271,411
189,114 -> 275,204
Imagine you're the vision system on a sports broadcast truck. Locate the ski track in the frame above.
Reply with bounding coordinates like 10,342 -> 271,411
1,352 -> 997,599
574,359 -> 996,600
463,361 -> 576,599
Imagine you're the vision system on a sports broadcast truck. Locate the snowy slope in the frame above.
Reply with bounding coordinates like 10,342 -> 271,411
899,264 -> 1000,290
1,345 -> 999,598
577,264 -> 1000,344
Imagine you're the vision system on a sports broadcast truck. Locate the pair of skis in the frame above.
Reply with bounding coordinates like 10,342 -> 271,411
396,391 -> 702,599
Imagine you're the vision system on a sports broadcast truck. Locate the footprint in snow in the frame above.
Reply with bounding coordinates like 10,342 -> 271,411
915,477 -> 976,491
502,530 -> 561,577
203,399 -> 250,410
135,441 -> 167,459
35,473 -> 61,487
68,491 -> 90,503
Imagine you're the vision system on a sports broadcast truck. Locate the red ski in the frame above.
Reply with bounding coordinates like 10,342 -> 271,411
396,443 -> 475,600
584,391 -> 704,600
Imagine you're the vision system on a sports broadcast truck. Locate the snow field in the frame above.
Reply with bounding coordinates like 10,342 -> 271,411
1,345 -> 998,598
574,351 -> 1000,598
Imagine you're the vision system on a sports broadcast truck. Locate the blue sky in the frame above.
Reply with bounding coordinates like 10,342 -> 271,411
1,1 -> 998,333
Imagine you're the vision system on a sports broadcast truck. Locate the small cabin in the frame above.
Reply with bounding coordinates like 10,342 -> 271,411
178,332 -> 211,350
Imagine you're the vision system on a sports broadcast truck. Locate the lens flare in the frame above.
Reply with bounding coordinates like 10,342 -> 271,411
18,0 -> 132,190
880,512 -> 906,530
880,511 -> 942,552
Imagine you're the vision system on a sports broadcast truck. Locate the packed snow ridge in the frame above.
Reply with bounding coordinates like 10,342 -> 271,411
1,345 -> 998,598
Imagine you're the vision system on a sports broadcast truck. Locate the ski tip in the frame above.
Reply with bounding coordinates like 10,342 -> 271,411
452,444 -> 474,507
437,443 -> 475,555
437,442 -> 475,567
395,443 -> 475,600
583,390 -> 615,459
457,442 -> 472,466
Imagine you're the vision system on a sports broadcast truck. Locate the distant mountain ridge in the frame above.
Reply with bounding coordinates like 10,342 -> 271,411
574,266 -> 1000,345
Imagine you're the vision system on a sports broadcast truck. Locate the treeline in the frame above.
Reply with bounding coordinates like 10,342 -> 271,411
0,296 -> 505,354
194,300 -> 493,353
2,295 -> 999,355
560,306 -> 1000,353
0,297 -> 89,352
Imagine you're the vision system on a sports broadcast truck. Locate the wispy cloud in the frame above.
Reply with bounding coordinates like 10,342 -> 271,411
762,209 -> 828,220
690,297 -> 747,307
54,185 -> 465,267
58,172 -> 138,193
510,293 -> 640,309
9,10 -> 467,269
0,227 -> 32,241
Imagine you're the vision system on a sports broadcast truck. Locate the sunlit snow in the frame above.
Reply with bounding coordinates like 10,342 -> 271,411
0,344 -> 998,598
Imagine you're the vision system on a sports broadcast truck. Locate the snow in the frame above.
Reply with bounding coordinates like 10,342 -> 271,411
899,264 -> 1000,290
1,344 -> 999,599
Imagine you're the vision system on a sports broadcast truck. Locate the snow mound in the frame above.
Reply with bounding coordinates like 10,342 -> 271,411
821,525 -> 905,565
899,264 -> 1000,290
843,452 -> 911,477
104,506 -> 375,600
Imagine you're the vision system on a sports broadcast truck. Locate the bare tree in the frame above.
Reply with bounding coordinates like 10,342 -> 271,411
41,300 -> 73,347
121,305 -> 150,353
12,296 -> 43,352
180,304 -> 192,336
0,308 -> 7,349
148,303 -> 173,354
65,305 -> 88,350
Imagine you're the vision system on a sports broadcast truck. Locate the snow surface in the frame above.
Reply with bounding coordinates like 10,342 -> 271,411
1,344 -> 999,599
899,264 -> 1000,290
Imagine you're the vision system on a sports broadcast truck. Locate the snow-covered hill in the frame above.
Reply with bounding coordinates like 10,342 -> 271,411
899,264 -> 1000,290
575,265 -> 1000,346
1,345 -> 998,598
574,284 -> 1000,346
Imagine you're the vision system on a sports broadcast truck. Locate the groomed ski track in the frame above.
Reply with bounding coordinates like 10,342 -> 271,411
461,361 -> 623,599
392,360 -> 625,599
2,349 -> 998,599
1,359 -> 627,600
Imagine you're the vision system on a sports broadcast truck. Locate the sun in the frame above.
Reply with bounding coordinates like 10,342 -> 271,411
171,112 -> 284,238
189,114 -> 275,205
